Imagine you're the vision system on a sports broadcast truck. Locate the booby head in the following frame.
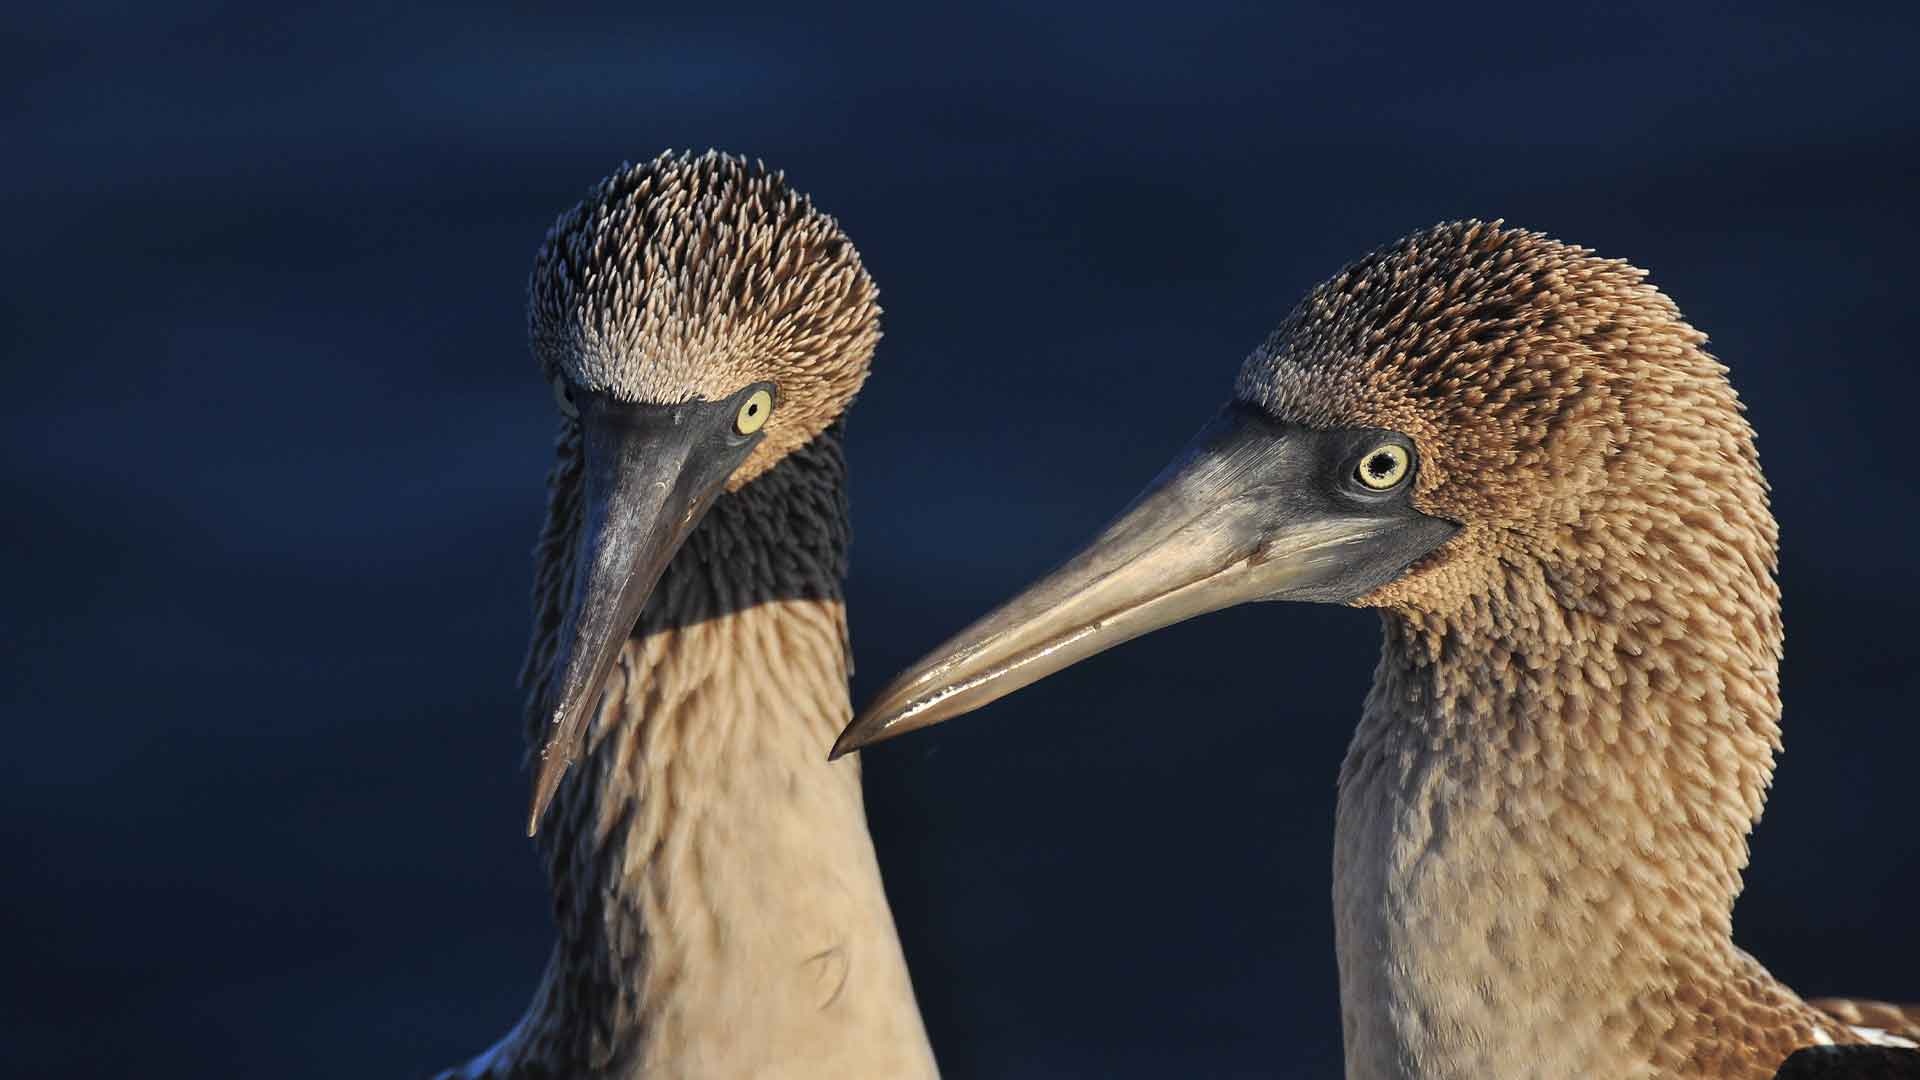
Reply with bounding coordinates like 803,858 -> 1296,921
528,151 -> 878,832
835,219 -> 1769,753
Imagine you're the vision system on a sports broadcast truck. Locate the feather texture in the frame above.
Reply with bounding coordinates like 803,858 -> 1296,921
1235,222 -> 1912,1078
440,153 -> 934,1078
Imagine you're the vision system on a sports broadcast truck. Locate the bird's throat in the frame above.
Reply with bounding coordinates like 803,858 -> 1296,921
1332,558 -> 1791,1079
467,428 -> 936,1079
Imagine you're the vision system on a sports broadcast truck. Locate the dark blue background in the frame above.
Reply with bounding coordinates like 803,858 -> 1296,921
6,3 -> 1916,1076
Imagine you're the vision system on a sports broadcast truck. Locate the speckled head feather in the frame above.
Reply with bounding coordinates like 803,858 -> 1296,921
529,150 -> 880,486
1236,219 -> 1775,635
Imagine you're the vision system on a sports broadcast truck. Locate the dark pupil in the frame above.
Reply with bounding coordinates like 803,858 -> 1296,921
747,403 -> 759,415
1368,453 -> 1394,477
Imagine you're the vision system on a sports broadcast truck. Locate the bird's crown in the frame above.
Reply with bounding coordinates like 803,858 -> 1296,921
529,150 -> 879,484
1237,220 -> 1772,612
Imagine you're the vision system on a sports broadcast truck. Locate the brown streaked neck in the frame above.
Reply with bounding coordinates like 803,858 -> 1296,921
1332,542 -> 1815,1079
455,426 -> 938,1079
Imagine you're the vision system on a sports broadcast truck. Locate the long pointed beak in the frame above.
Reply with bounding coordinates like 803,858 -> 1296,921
832,406 -> 1456,757
527,390 -> 765,835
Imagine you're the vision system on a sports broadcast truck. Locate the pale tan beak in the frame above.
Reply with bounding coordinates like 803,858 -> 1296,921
832,406 -> 1453,757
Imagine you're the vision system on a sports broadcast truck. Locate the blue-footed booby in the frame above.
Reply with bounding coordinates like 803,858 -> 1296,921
836,221 -> 1916,1079
441,151 -> 938,1080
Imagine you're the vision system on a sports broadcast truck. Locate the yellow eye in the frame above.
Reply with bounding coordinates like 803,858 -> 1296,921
735,388 -> 773,435
1356,443 -> 1411,490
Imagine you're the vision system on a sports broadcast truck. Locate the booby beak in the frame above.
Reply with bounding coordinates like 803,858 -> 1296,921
527,385 -> 772,836
832,404 -> 1458,757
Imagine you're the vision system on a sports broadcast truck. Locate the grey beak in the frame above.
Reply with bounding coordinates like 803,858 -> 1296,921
527,387 -> 769,835
832,406 -> 1456,757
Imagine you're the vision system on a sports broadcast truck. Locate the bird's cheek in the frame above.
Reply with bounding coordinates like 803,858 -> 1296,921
726,441 -> 783,492
1352,541 -> 1477,614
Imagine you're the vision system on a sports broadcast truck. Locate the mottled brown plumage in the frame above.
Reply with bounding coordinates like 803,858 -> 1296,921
528,150 -> 878,489
1229,221 -> 1912,1078
441,152 -> 936,1078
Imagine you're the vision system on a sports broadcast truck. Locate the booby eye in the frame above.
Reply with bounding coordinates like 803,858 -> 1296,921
551,375 -> 579,420
735,388 -> 773,435
1355,443 -> 1411,491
